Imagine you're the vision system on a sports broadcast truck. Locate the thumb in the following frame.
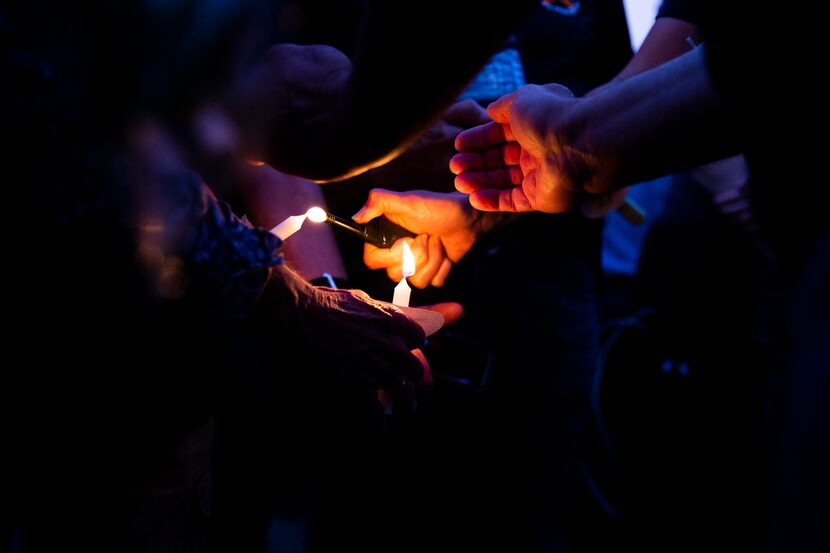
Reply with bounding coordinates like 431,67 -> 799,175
443,99 -> 490,128
487,90 -> 518,123
353,188 -> 398,223
540,83 -> 576,99
417,302 -> 464,326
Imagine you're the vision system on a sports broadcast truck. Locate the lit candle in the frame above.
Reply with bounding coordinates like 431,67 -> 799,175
270,207 -> 327,240
306,207 -> 327,223
392,241 -> 415,307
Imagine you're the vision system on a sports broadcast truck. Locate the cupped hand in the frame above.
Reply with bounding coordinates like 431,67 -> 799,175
452,84 -> 615,214
353,189 -> 486,287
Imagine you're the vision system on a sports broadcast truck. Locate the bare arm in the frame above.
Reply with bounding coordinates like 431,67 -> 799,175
613,17 -> 702,83
551,48 -> 741,192
236,164 -> 348,282
453,48 -> 742,213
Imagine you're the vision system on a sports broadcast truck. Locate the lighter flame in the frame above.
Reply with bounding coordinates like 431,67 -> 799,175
402,241 -> 415,278
306,206 -> 327,223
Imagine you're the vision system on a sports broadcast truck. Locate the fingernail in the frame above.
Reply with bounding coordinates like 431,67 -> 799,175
352,207 -> 366,221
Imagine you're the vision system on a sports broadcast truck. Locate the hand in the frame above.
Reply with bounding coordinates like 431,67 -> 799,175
380,99 -> 491,189
264,266 -> 432,421
230,44 -> 353,179
353,189 -> 492,287
441,98 -> 491,129
452,84 -> 617,213
692,156 -> 755,228
690,155 -> 771,258
377,301 -> 464,413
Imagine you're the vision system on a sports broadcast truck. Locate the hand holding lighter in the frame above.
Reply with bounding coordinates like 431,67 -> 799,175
324,212 -> 417,248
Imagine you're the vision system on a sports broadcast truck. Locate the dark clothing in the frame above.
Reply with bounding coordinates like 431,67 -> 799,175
695,2 -> 829,551
448,5 -> 629,549
318,3 -> 631,552
640,5 -> 829,550
697,2 -> 822,260
657,0 -> 703,25
517,0 -> 632,95
608,174 -> 768,552
2,12 -> 283,550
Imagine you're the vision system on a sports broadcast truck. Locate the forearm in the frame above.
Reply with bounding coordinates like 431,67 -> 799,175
613,17 -> 702,83
236,165 -> 348,281
566,47 -> 741,191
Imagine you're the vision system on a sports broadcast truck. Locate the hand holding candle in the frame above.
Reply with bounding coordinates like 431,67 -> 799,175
392,241 -> 415,307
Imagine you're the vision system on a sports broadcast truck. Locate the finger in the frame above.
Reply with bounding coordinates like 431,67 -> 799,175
469,186 -> 533,213
486,90 -> 517,123
409,234 -> 430,277
540,83 -> 577,99
417,301 -> 464,325
373,343 -> 425,386
454,121 -> 509,152
412,348 -> 433,391
442,99 -> 490,128
453,167 -> 523,193
502,142 -> 521,164
430,258 -> 453,288
378,308 -> 427,353
478,142 -> 516,170
363,242 -> 400,272
712,188 -> 745,204
409,235 -> 443,289
449,152 -> 485,175
454,174 -> 474,194
449,143 -> 521,174
377,390 -> 394,416
366,351 -> 419,416
353,188 -> 399,223
364,236 -> 420,275
344,321 -> 425,390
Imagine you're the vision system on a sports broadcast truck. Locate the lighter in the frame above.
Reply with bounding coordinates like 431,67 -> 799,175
322,210 -> 417,248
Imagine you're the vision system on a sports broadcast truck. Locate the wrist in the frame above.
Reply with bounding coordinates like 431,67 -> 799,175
309,272 -> 352,289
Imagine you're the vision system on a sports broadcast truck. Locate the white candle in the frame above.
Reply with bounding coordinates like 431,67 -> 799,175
392,241 -> 415,307
270,214 -> 307,241
269,207 -> 327,241
392,277 -> 411,307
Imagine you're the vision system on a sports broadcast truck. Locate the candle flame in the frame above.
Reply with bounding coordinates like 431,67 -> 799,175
306,206 -> 327,223
402,241 -> 415,278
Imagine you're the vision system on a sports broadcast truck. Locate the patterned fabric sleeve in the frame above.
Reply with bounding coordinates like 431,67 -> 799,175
147,169 -> 283,320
